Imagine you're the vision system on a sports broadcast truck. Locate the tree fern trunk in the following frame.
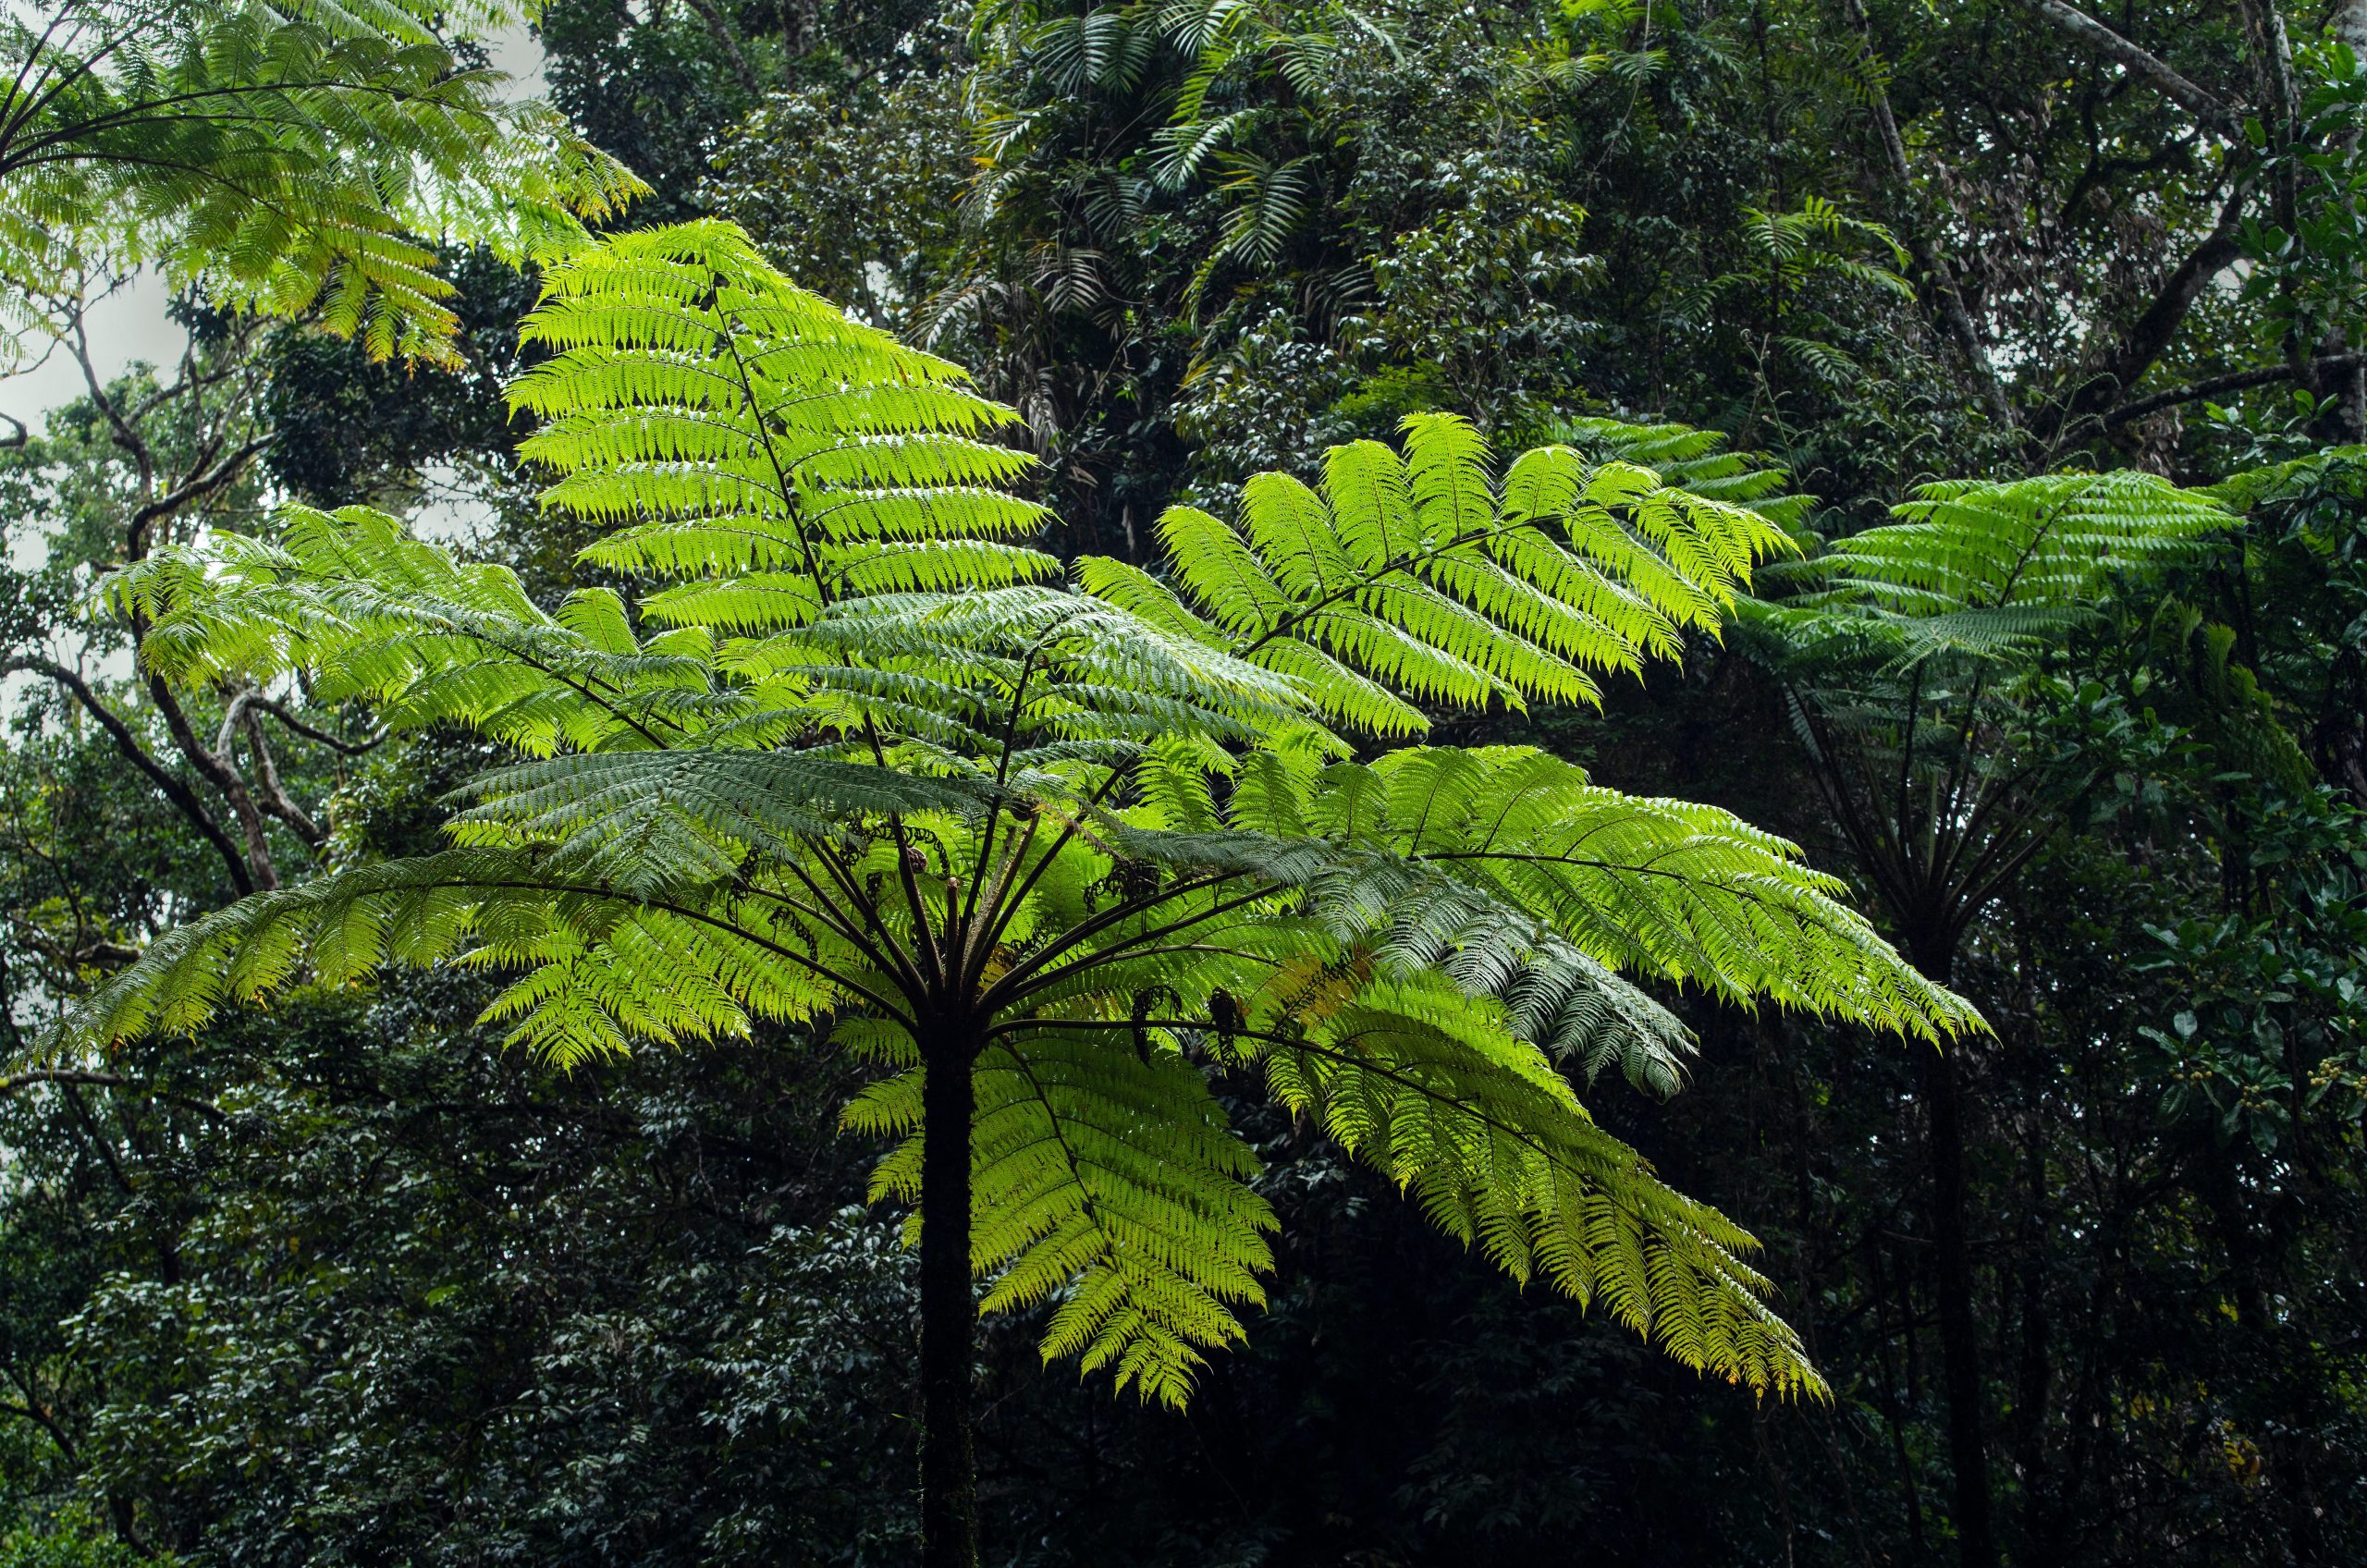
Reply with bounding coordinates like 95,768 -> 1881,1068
1914,941 -> 1996,1568
920,1030 -> 981,1568
1923,1043 -> 1996,1568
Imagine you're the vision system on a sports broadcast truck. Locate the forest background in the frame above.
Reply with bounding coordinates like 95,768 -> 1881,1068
3,0 -> 2367,1565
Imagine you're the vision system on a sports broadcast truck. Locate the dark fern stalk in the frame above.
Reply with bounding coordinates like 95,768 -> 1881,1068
919,1013 -> 981,1568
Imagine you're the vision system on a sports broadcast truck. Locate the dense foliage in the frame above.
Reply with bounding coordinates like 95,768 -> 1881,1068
3,1 -> 2366,1566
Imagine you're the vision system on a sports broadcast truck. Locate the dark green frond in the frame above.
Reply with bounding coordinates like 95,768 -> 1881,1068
1763,472 -> 2233,667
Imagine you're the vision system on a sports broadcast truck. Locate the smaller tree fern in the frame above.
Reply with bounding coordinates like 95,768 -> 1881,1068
54,221 -> 1979,1568
1738,466 -> 2236,1566
1741,467 -> 2237,960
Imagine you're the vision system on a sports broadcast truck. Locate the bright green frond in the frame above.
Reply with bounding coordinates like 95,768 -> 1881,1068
112,505 -> 735,755
6,0 -> 641,365
513,220 -> 1058,624
856,1028 -> 1276,1408
45,849 -> 857,1068
1086,412 -> 1796,737
1221,969 -> 1822,1397
1317,746 -> 1976,1039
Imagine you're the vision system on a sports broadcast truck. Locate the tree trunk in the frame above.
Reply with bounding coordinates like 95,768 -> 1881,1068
1839,0 -> 2016,427
1914,940 -> 1997,1568
919,1029 -> 982,1568
2324,0 -> 2367,444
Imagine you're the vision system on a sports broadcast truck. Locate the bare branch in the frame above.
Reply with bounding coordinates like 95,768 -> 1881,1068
144,669 -> 279,888
235,699 -> 323,847
1,655 -> 253,894
0,1068 -> 131,1096
2040,181 -> 2252,451
244,694 -> 385,754
0,1393 -> 79,1464
0,1067 -> 226,1122
125,433 -> 274,559
61,297 -> 155,498
2099,351 -> 2367,428
681,0 -> 762,92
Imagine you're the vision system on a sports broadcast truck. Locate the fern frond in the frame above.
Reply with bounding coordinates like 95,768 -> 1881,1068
1790,471 -> 2229,632
1085,413 -> 1795,737
6,0 -> 642,365
1099,746 -> 1976,1044
1331,747 -> 1974,1039
111,505 -> 736,756
512,221 -> 1056,627
44,848 -> 865,1068
857,1027 -> 1276,1408
1223,971 -> 1821,1396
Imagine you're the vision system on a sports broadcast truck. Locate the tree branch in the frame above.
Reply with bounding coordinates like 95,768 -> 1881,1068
243,694 -> 385,754
2,655 -> 252,894
2101,352 -> 2367,428
2011,0 -> 2239,130
1839,0 -> 2016,425
0,1395 -> 78,1464
145,669 -> 279,888
237,703 -> 323,847
681,0 -> 762,92
2041,180 -> 2252,448
125,433 -> 274,559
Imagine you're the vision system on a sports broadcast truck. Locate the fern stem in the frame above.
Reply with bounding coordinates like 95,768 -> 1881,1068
978,874 -> 1265,1013
714,300 -> 835,606
968,769 -> 1130,964
954,807 -> 1041,995
774,841 -> 930,1000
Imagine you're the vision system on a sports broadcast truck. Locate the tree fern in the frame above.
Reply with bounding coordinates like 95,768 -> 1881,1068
1733,468 -> 2237,954
1734,467 -> 2240,1568
47,219 -> 1982,1568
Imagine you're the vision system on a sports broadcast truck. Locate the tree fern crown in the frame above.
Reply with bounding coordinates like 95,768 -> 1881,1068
55,220 -> 1982,1411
